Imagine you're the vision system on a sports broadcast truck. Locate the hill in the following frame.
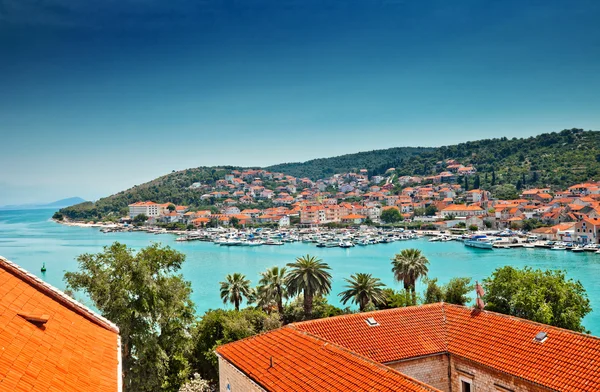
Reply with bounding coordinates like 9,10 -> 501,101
265,147 -> 433,179
57,128 -> 600,221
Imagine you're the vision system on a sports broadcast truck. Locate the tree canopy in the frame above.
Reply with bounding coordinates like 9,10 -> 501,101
483,266 -> 591,333
64,242 -> 196,392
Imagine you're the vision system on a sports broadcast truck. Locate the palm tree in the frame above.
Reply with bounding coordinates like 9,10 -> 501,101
391,248 -> 429,304
286,255 -> 332,318
339,273 -> 386,311
219,273 -> 251,311
258,266 -> 288,314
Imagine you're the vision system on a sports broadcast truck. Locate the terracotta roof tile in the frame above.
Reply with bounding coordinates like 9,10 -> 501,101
0,257 -> 120,392
223,303 -> 600,392
217,327 -> 437,392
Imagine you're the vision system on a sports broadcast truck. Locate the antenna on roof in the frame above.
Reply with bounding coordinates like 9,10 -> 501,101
269,356 -> 274,368
475,281 -> 485,310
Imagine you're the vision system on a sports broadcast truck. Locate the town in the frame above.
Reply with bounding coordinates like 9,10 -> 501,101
118,159 -> 600,246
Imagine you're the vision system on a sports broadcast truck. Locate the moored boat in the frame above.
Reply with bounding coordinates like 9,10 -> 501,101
464,235 -> 494,249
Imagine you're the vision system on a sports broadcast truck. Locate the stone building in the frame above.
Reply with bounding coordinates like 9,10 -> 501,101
217,303 -> 599,391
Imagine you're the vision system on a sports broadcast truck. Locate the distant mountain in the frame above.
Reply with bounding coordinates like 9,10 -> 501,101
57,128 -> 600,221
0,197 -> 87,210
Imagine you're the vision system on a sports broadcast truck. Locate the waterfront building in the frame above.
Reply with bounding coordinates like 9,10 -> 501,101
128,201 -> 160,217
0,256 -> 121,391
217,303 -> 600,392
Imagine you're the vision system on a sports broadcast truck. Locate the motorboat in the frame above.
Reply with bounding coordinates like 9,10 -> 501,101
464,235 -> 494,249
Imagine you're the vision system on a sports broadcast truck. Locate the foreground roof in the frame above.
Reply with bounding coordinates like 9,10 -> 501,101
0,256 -> 120,392
220,303 -> 600,392
217,327 -> 437,392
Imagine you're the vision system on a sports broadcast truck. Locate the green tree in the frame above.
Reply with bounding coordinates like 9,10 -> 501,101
229,216 -> 240,228
167,204 -> 176,212
52,211 -> 64,221
423,278 -> 444,304
391,249 -> 429,305
425,204 -> 437,216
473,175 -> 480,189
133,213 -> 148,226
338,273 -> 387,311
483,266 -> 591,332
220,273 -> 252,311
258,266 -> 288,314
64,243 -> 195,392
491,170 -> 496,186
380,208 -> 402,223
376,288 -> 412,309
286,255 -> 332,318
468,224 -> 479,232
444,277 -> 473,306
190,309 -> 280,383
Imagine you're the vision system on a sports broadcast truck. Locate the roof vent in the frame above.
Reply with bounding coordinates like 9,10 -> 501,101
534,331 -> 548,343
18,312 -> 50,327
365,317 -> 379,327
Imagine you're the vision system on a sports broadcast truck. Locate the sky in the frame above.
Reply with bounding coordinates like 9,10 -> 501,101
1,0 -> 599,204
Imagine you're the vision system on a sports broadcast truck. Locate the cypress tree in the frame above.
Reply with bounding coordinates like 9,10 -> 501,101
474,175 -> 480,189
491,171 -> 496,186
464,176 -> 469,191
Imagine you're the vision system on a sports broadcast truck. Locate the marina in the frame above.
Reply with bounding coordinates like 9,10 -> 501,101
1,208 -> 600,334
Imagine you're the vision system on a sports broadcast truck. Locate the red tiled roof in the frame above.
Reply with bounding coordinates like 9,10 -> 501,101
217,327 -> 437,392
294,304 -> 447,363
224,303 -> 600,392
0,257 -> 120,392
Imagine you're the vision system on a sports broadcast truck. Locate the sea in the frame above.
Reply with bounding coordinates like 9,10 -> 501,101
1,208 -> 600,335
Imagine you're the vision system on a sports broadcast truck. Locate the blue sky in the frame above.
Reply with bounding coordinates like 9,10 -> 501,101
1,0 -> 599,204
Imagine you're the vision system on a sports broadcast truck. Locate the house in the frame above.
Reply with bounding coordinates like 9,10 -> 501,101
217,303 -> 600,392
0,256 -> 121,392
573,218 -> 600,244
341,213 -> 366,224
441,204 -> 485,218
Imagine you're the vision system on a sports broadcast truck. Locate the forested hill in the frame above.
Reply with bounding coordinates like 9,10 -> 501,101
265,147 -> 433,179
57,128 -> 599,221
269,128 -> 600,189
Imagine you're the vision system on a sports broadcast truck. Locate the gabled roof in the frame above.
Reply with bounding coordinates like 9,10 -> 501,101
220,303 -> 600,392
0,256 -> 120,392
217,327 -> 437,392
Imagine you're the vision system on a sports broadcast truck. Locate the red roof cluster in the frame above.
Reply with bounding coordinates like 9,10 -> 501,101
219,303 -> 600,392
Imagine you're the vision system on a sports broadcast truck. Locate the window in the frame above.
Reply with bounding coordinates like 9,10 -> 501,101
460,376 -> 474,392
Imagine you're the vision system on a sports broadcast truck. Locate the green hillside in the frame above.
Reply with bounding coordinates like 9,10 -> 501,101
57,128 -> 600,221
265,147 -> 433,179
57,167 -> 243,221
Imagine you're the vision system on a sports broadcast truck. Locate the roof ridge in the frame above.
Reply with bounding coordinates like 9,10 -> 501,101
440,302 -> 449,352
291,302 -> 445,327
443,302 -> 600,342
0,256 -> 119,333
287,325 -> 441,392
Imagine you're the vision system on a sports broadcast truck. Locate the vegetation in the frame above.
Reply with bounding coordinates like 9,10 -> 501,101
285,255 -> 332,318
64,243 -> 195,392
483,266 -> 591,333
219,273 -> 252,311
391,249 -> 430,305
338,273 -> 387,311
62,245 -> 595,390
190,308 -> 281,383
58,129 -> 600,221
256,266 -> 288,315
266,147 -> 432,179
380,208 -> 403,223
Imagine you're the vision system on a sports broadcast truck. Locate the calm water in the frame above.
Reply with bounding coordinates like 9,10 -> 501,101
2,209 -> 600,334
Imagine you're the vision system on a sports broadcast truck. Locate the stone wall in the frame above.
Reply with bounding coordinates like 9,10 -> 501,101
450,356 -> 552,392
218,356 -> 265,392
387,354 -> 451,392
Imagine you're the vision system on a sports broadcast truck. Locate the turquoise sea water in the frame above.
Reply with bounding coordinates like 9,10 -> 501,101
1,209 -> 600,335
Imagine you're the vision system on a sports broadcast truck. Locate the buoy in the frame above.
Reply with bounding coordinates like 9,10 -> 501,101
41,262 -> 47,273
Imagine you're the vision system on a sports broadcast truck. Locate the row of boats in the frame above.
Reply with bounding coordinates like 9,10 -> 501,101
175,228 -> 422,248
428,233 -> 600,253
